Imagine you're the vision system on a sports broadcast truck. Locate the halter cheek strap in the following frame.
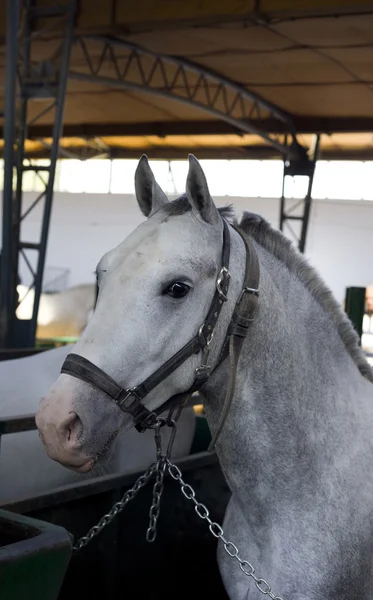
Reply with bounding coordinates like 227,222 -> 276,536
60,219 -> 260,446
207,225 -> 260,450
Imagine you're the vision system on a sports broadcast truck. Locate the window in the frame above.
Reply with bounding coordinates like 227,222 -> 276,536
1,158 -> 373,201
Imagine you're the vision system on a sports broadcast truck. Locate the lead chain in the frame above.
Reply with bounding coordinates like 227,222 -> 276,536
166,458 -> 284,600
72,462 -> 157,552
71,424 -> 283,600
146,456 -> 167,542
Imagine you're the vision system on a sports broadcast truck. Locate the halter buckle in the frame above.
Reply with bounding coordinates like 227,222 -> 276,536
116,387 -> 141,410
198,323 -> 214,348
135,411 -> 158,432
195,365 -> 211,381
216,267 -> 230,302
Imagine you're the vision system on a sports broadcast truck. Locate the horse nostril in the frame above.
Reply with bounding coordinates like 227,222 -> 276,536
59,412 -> 83,446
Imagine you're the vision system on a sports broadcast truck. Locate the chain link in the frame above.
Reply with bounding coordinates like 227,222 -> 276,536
145,417 -> 172,542
146,457 -> 167,542
72,462 -> 157,552
166,459 -> 283,600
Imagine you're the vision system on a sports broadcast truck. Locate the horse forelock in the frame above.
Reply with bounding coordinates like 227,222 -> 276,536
153,193 -> 236,222
238,211 -> 373,384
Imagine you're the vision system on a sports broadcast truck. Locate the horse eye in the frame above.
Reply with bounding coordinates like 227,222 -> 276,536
164,282 -> 190,299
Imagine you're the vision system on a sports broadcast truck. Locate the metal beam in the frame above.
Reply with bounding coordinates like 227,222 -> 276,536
1,116 -> 373,141
31,4 -> 76,341
70,0 -> 373,35
279,135 -> 320,253
35,138 -> 84,160
4,116 -> 373,140
1,0 -> 372,39
69,34 -> 307,160
5,141 -> 373,161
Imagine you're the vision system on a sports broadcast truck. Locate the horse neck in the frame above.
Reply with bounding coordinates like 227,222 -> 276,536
202,233 -> 372,525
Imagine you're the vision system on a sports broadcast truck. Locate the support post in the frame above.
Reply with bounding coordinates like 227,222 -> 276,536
0,0 -> 76,349
31,3 -> 76,339
279,134 -> 320,253
0,0 -> 20,348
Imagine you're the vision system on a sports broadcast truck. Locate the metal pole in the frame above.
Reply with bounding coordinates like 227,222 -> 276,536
13,10 -> 32,320
279,135 -> 288,232
30,2 -> 76,340
279,159 -> 286,232
298,134 -> 320,253
0,0 -> 20,348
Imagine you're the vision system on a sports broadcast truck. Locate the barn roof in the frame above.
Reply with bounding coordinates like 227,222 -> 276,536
1,0 -> 373,160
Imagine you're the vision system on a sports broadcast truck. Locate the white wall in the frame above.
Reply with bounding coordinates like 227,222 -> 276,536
2,192 -> 373,304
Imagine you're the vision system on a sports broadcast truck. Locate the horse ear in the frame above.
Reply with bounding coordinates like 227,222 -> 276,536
134,155 -> 169,217
186,154 -> 220,224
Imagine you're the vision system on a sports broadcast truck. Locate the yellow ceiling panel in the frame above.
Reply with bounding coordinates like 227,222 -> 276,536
1,1 -> 373,158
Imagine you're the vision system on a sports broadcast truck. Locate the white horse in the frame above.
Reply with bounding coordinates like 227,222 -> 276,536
0,345 -> 196,505
16,283 -> 97,339
36,155 -> 373,599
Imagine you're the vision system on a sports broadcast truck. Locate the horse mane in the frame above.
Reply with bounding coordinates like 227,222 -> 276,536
162,197 -> 372,382
236,211 -> 373,384
218,204 -> 236,220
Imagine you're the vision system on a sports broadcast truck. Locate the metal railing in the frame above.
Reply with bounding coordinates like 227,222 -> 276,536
0,396 -> 204,458
0,414 -> 37,457
42,266 -> 70,294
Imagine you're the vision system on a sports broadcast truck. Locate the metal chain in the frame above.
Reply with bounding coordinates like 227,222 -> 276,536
166,458 -> 284,600
146,419 -> 169,542
72,461 -> 157,552
146,456 -> 167,542
71,415 -> 283,599
72,416 -> 178,552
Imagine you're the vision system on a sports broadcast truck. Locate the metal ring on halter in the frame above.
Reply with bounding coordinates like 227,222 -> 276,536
238,286 -> 259,305
216,266 -> 230,302
198,323 -> 214,347
166,395 -> 188,427
153,418 -> 167,457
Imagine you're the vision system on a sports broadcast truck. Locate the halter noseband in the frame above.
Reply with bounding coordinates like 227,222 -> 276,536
60,218 -> 260,446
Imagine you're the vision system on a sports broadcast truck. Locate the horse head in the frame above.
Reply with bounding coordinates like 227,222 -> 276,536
35,155 -> 243,472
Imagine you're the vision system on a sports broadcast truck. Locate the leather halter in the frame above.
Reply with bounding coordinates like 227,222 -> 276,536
60,218 -> 260,447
